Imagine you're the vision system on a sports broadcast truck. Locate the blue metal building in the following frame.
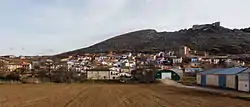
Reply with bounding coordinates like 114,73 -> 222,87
197,68 -> 248,89
214,68 -> 248,89
197,68 -> 226,86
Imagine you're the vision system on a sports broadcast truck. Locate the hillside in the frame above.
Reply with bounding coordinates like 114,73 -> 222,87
56,22 -> 250,57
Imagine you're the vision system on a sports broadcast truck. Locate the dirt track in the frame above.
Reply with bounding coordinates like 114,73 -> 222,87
0,84 -> 250,107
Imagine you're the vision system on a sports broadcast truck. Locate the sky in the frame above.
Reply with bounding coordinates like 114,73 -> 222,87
0,0 -> 250,56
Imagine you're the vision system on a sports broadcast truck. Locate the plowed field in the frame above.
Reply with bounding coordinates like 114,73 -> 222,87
0,84 -> 249,107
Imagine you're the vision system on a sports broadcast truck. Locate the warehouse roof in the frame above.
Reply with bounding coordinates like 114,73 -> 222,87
237,68 -> 250,75
200,68 -> 227,75
214,67 -> 248,75
240,68 -> 250,73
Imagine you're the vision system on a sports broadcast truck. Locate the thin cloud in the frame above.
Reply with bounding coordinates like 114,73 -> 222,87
0,0 -> 249,55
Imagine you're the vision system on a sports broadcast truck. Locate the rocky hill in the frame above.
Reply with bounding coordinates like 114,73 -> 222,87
56,22 -> 250,57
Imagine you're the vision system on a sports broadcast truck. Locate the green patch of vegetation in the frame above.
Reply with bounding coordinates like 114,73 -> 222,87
232,96 -> 250,101
179,77 -> 196,86
87,67 -> 110,71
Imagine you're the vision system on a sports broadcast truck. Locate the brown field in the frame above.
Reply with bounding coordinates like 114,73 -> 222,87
0,84 -> 250,107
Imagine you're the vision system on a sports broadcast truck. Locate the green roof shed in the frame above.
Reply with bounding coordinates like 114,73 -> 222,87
155,70 -> 181,81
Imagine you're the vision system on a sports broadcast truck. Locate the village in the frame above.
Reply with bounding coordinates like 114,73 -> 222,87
0,46 -> 249,93
1,46 -> 250,107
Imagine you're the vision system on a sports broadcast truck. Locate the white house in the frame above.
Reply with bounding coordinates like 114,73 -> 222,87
173,57 -> 183,64
67,61 -> 74,70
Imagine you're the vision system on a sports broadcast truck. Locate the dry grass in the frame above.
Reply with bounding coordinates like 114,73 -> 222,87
179,76 -> 197,86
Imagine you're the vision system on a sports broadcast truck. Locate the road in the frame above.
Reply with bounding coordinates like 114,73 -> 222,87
0,84 -> 250,107
160,79 -> 250,98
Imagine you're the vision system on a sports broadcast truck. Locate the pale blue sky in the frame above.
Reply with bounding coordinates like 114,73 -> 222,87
0,0 -> 250,56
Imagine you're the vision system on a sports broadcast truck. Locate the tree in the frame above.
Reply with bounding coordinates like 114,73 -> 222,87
180,64 -> 185,78
0,60 -> 7,72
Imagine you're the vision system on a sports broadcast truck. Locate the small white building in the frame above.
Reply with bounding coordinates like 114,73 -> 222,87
125,61 -> 136,67
172,57 -> 183,64
87,70 -> 110,80
237,69 -> 250,92
87,70 -> 126,80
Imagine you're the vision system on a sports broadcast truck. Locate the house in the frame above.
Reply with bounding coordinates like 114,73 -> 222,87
87,69 -> 129,80
22,61 -> 32,70
61,58 -> 69,62
197,68 -> 248,89
131,68 -> 156,83
178,46 -> 191,57
110,71 -> 120,80
185,68 -> 203,72
190,57 -> 200,68
31,61 -> 40,69
125,61 -> 136,68
191,57 -> 198,62
184,68 -> 203,77
67,61 -> 74,70
237,69 -> 250,92
20,56 -> 26,59
7,63 -> 23,72
172,57 -> 183,64
3,55 -> 16,58
87,67 -> 111,80
87,70 -> 110,80
158,52 -> 165,57
190,62 -> 200,68
121,68 -> 132,73
109,67 -> 121,72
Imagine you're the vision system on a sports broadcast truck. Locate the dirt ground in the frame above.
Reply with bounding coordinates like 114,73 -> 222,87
0,84 -> 250,107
